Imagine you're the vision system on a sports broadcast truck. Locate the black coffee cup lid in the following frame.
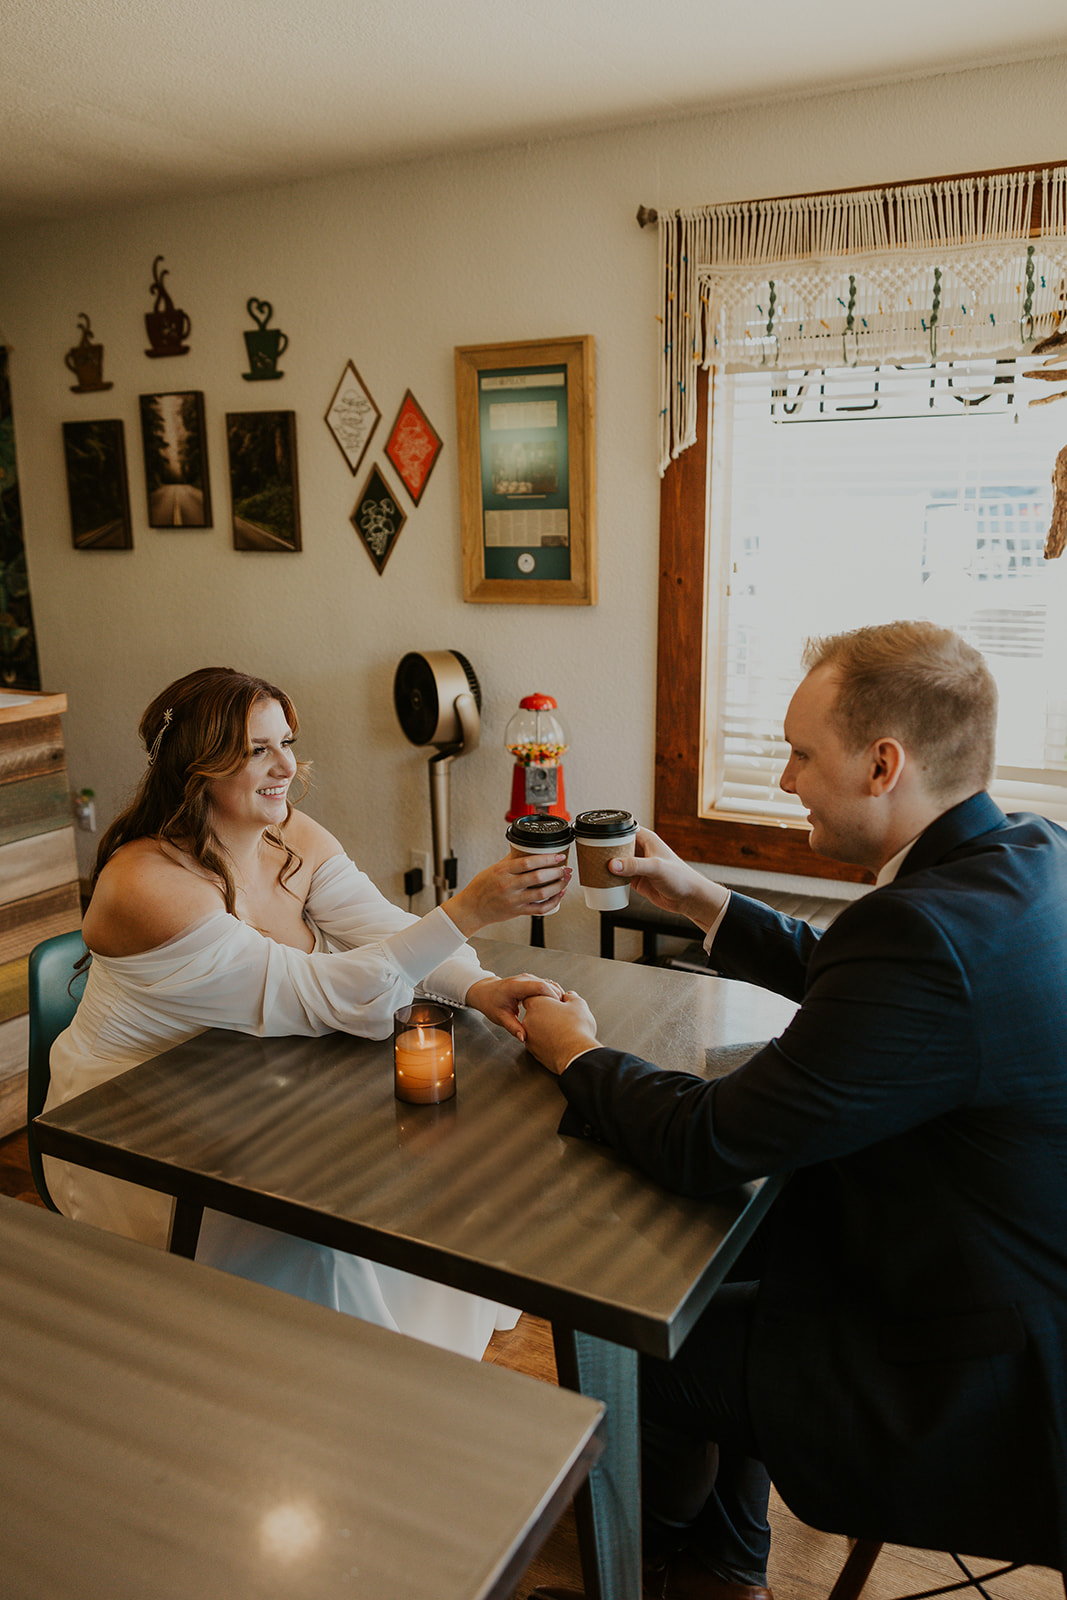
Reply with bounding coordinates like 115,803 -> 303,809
506,814 -> 574,845
573,809 -> 637,838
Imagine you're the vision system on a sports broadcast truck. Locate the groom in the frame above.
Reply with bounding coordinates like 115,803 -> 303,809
523,621 -> 1067,1600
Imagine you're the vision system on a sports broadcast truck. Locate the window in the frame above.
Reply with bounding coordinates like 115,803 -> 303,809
652,162 -> 1067,882
705,355 -> 1067,829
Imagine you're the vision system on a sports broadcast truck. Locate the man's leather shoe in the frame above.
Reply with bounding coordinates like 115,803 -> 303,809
645,1547 -> 773,1600
528,1550 -> 772,1600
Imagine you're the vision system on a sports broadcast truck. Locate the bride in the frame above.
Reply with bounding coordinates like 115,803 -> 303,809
45,665 -> 569,1358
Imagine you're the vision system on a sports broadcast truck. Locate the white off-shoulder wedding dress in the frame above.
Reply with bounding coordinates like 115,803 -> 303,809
44,854 -> 519,1358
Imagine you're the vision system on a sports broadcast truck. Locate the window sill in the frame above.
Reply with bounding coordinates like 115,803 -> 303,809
654,809 -> 872,885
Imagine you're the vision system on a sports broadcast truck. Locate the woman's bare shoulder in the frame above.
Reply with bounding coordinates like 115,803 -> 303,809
83,838 -> 225,957
283,808 -> 346,872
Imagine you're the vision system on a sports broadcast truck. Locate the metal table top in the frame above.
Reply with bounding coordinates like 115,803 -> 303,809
36,938 -> 797,1361
0,1193 -> 602,1600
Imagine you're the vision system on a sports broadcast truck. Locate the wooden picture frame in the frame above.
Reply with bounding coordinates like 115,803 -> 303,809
325,360 -> 380,476
61,419 -> 133,550
225,410 -> 301,551
138,390 -> 212,527
454,335 -> 596,605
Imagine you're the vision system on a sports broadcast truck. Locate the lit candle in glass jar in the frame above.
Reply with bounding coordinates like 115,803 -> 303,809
393,1004 -> 456,1104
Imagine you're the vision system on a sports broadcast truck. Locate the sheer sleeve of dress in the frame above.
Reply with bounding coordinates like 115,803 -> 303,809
61,903 -> 460,1075
50,854 -> 495,1104
304,853 -> 495,1005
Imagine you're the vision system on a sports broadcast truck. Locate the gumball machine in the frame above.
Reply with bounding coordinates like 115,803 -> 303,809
505,693 -> 569,820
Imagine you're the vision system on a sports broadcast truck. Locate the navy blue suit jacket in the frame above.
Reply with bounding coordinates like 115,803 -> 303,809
558,793 -> 1067,1565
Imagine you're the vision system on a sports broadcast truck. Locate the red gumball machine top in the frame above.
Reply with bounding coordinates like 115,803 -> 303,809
505,694 -> 569,820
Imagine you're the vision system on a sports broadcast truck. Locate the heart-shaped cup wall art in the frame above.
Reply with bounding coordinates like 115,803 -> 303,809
242,297 -> 288,381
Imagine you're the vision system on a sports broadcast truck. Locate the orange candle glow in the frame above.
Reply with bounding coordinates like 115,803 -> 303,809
394,1024 -> 455,1104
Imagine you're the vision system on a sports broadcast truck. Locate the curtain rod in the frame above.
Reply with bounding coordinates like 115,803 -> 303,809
636,160 -> 1066,233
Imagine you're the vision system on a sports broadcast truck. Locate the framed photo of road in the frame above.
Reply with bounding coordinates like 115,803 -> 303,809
455,335 -> 596,605
225,410 -> 302,552
138,391 -> 212,529
62,418 -> 133,550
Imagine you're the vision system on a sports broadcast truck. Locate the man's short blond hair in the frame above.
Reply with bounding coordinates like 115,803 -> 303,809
802,620 -> 997,799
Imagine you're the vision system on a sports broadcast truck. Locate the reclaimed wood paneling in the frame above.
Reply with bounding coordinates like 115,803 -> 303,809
0,1015 -> 29,1137
0,693 -> 78,1130
0,772 -> 72,846
0,715 -> 67,785
0,956 -> 28,1024
0,883 -> 81,965
0,829 -> 79,905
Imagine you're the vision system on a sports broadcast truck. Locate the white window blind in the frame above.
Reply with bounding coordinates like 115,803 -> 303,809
702,356 -> 1067,826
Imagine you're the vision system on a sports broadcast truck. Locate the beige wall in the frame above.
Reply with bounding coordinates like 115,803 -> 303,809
0,53 -> 1063,954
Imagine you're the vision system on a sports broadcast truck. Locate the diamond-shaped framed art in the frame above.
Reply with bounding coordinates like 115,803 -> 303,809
325,360 -> 380,476
384,389 -> 443,506
350,463 -> 406,574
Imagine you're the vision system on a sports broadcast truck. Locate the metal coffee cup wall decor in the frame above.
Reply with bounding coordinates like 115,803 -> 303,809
242,297 -> 288,381
64,313 -> 112,393
144,256 -> 191,358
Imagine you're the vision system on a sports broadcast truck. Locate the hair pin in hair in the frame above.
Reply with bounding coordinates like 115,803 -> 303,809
146,707 -> 173,766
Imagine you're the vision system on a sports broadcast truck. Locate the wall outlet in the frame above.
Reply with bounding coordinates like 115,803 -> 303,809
73,790 -> 96,832
409,849 -> 432,888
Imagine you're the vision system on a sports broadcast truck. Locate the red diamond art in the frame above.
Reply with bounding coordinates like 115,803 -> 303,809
384,390 -> 443,506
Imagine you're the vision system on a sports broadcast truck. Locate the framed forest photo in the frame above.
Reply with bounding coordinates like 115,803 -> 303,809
225,410 -> 301,551
139,390 -> 212,528
61,419 -> 133,550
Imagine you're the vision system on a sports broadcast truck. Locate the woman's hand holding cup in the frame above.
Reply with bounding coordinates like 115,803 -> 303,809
445,849 -> 570,935
505,814 -> 573,918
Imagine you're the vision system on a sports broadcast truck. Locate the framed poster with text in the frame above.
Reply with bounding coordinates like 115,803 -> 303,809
455,335 -> 596,604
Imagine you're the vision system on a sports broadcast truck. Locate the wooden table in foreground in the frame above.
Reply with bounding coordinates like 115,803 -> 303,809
35,938 -> 797,1600
0,1193 -> 602,1600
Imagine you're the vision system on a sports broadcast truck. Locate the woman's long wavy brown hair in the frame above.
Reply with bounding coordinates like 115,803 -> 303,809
92,667 -> 312,914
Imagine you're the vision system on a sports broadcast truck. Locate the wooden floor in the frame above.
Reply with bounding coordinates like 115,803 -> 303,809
1,1129 -> 1060,1600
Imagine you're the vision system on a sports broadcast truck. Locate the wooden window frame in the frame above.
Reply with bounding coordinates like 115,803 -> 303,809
651,160 -> 1062,885
652,368 -> 868,883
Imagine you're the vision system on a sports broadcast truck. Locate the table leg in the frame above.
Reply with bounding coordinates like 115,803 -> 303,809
168,1198 -> 203,1259
553,1326 -> 641,1600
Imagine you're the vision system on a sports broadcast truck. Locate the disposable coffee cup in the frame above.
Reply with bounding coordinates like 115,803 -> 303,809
574,810 -> 638,910
505,814 -> 573,916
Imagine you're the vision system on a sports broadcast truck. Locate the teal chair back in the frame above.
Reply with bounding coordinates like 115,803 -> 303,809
26,929 -> 89,1212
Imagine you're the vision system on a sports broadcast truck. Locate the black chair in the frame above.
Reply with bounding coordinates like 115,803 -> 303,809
598,901 -> 705,963
828,1535 -> 1063,1599
26,929 -> 89,1211
598,884 -> 847,967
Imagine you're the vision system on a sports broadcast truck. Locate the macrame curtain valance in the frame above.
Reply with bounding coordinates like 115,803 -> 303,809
658,165 -> 1067,474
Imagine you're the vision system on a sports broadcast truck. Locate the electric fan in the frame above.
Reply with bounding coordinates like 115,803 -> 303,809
394,650 -> 482,904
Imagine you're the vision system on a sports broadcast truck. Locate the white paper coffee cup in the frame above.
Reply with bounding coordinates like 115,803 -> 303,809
505,815 -> 573,916
573,810 -> 638,910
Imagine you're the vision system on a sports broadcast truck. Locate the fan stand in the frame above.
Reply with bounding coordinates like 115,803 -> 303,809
428,748 -> 458,905
427,691 -> 481,906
